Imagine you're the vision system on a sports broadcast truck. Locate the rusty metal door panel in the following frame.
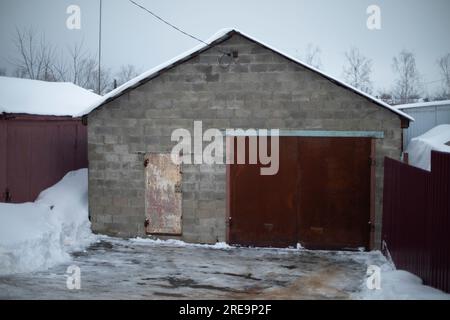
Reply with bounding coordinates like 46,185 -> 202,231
145,153 -> 182,235
229,137 -> 299,247
228,136 -> 371,250
297,137 -> 371,250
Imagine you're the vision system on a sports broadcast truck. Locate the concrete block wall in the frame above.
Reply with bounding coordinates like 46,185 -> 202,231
88,33 -> 403,247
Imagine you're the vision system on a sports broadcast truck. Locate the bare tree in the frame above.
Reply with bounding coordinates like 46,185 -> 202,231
89,67 -> 112,95
0,68 -> 6,76
10,27 -> 57,81
10,28 -> 113,94
392,50 -> 422,104
115,64 -> 141,87
438,53 -> 450,99
377,89 -> 394,105
53,41 -> 112,93
342,47 -> 373,94
299,43 -> 322,69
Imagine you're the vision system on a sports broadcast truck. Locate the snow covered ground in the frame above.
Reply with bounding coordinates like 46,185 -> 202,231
0,169 -> 449,299
0,236 -> 448,300
0,169 -> 95,275
406,124 -> 450,170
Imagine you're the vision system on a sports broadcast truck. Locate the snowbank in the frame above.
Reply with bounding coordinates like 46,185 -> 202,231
356,262 -> 450,300
406,124 -> 450,170
0,169 -> 95,275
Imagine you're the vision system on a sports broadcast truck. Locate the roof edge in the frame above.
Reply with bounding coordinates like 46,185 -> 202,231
76,28 -> 414,122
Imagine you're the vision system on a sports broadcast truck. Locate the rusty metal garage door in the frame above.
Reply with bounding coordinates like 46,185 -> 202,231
228,136 -> 372,250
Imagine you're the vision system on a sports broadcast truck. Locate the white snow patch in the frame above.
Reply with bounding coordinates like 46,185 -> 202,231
396,99 -> 450,110
130,237 -> 232,250
0,169 -> 95,275
406,124 -> 450,170
0,76 -> 101,116
356,263 -> 450,300
350,251 -> 450,300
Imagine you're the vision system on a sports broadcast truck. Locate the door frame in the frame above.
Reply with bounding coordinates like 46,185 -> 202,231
226,130 -> 382,250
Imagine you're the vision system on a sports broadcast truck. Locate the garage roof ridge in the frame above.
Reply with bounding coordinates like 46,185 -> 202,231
76,28 -> 414,122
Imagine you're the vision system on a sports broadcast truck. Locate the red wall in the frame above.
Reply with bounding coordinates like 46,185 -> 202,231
383,151 -> 450,293
0,115 -> 88,203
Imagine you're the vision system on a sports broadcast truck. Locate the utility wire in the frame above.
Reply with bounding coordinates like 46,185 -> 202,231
423,78 -> 445,85
128,0 -> 208,45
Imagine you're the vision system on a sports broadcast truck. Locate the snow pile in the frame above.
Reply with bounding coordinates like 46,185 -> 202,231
0,76 -> 101,116
130,237 -> 232,250
356,262 -> 450,300
406,125 -> 450,170
0,169 -> 95,275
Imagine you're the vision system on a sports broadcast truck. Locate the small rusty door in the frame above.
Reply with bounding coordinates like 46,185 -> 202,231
144,153 -> 182,235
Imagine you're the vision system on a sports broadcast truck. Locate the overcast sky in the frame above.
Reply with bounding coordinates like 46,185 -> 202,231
0,0 -> 449,96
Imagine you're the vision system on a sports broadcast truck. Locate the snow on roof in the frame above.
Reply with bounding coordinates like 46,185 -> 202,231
75,28 -> 414,121
0,76 -> 101,117
406,124 -> 450,171
395,100 -> 450,110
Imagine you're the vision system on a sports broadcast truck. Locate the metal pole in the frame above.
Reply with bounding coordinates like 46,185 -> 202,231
98,0 -> 102,94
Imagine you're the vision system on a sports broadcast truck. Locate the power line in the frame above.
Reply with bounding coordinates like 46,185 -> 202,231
128,0 -> 208,46
423,78 -> 445,85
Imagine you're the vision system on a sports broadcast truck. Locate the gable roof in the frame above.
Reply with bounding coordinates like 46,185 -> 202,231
395,99 -> 450,110
0,76 -> 101,117
76,28 -> 413,121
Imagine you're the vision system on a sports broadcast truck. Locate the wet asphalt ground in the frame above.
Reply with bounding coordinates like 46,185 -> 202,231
0,237 -> 386,299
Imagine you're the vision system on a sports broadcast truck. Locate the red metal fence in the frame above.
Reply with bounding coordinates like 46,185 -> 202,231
0,116 -> 87,203
383,151 -> 450,293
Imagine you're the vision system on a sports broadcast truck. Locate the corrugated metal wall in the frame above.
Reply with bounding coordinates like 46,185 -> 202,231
0,116 -> 88,203
401,104 -> 450,148
383,151 -> 450,293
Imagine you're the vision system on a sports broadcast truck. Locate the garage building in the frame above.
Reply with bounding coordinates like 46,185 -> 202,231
81,29 -> 412,250
0,76 -> 99,203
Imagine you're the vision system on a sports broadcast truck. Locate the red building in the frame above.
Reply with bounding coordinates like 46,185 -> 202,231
0,76 -> 100,203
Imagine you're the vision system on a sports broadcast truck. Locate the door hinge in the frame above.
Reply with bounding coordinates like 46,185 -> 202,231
174,183 -> 182,193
